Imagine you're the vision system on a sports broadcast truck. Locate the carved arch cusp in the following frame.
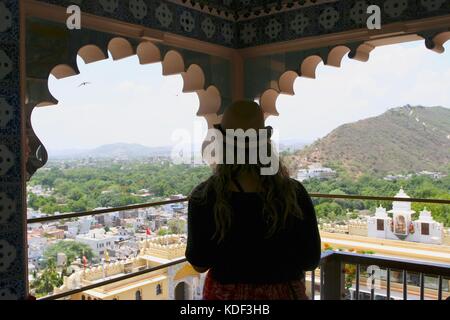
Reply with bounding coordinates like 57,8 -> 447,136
50,64 -> 78,80
349,43 -> 375,62
108,37 -> 134,61
137,41 -> 162,65
300,55 -> 323,79
196,85 -> 221,116
260,89 -> 280,117
78,45 -> 107,64
427,32 -> 450,54
182,64 -> 205,93
278,71 -> 298,95
162,50 -> 185,76
327,46 -> 351,67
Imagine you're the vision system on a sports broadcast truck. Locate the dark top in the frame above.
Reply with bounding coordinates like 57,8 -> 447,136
185,178 -> 321,284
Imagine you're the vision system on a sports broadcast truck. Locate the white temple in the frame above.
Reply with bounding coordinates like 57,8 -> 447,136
368,189 -> 444,244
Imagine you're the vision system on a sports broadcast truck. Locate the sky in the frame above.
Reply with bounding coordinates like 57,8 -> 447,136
266,40 -> 450,143
31,40 -> 450,157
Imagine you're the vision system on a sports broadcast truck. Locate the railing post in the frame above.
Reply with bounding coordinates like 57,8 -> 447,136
321,254 -> 345,300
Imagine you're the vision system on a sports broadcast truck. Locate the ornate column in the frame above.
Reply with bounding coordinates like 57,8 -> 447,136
0,0 -> 28,300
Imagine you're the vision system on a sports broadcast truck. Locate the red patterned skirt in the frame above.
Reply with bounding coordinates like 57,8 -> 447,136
203,271 -> 309,300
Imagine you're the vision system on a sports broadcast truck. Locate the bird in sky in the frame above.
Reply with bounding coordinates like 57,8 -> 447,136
78,82 -> 92,87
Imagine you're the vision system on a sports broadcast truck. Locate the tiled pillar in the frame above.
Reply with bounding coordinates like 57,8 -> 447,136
0,0 -> 27,300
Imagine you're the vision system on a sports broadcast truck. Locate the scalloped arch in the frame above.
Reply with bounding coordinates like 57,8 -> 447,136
29,37 -> 223,178
259,34 -> 450,117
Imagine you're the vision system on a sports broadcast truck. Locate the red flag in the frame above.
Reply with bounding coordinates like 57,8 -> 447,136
82,256 -> 87,269
146,227 -> 151,236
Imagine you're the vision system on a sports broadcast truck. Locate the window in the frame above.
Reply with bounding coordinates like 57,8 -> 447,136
421,223 -> 430,235
135,290 -> 142,300
81,295 -> 86,300
377,219 -> 384,231
156,284 -> 162,295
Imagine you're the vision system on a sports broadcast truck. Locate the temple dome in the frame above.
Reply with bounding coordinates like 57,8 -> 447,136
388,188 -> 415,215
395,188 -> 410,198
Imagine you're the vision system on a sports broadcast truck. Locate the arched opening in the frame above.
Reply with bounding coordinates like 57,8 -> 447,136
174,281 -> 189,300
26,46 -> 219,297
135,290 -> 142,300
32,54 -> 208,161
264,39 -> 450,242
156,284 -> 162,295
27,54 -> 214,212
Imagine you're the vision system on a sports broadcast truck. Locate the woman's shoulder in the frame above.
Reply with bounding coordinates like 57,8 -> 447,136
287,178 -> 309,196
189,177 -> 216,203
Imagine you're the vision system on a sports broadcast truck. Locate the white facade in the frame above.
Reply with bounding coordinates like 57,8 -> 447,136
78,217 -> 94,234
368,189 -> 444,244
75,229 -> 116,258
296,163 -> 336,182
27,236 -> 49,263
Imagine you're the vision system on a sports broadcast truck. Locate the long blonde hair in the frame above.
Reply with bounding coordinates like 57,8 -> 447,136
192,161 -> 304,243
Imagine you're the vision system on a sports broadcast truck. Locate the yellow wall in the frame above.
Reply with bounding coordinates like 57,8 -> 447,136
70,274 -> 169,300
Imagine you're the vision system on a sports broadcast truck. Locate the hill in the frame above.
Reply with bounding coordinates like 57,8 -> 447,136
289,106 -> 450,176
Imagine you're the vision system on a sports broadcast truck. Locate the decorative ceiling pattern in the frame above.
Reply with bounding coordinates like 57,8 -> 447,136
36,0 -> 450,49
236,0 -> 450,48
42,0 -> 239,47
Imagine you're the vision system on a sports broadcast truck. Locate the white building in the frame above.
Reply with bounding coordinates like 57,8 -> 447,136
368,189 -> 444,244
78,217 -> 94,234
109,227 -> 132,242
418,171 -> 446,180
65,221 -> 79,239
27,235 -> 49,263
296,163 -> 336,182
75,229 -> 116,258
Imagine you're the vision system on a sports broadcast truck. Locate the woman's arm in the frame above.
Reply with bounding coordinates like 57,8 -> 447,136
295,182 -> 322,271
185,196 -> 215,272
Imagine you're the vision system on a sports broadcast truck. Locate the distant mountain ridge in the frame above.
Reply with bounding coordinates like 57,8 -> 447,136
291,106 -> 450,176
51,143 -> 173,159
51,139 -> 313,160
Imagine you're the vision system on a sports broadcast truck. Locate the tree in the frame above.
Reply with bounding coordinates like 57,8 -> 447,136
43,241 -> 95,267
168,219 -> 187,235
31,260 -> 63,297
315,202 -> 344,220
158,228 -> 170,236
